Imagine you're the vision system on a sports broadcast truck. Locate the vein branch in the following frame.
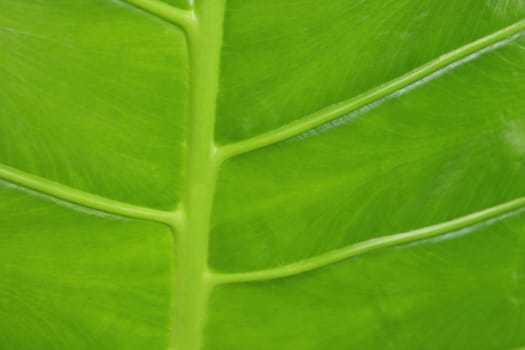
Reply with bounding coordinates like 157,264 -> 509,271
217,19 -> 525,161
210,196 -> 525,284
0,163 -> 179,227
121,0 -> 195,32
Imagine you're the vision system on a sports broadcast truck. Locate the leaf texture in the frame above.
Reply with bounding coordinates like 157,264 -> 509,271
1,0 -> 525,349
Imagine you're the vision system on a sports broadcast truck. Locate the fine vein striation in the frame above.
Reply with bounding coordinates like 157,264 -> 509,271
210,196 -> 525,285
0,163 -> 178,226
217,19 -> 525,161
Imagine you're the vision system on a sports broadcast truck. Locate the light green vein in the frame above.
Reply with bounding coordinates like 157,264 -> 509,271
171,1 -> 226,350
0,163 -> 179,227
210,196 -> 525,284
217,18 -> 525,161
122,0 -> 195,32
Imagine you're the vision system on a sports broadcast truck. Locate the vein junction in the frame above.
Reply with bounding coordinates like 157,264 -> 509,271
122,0 -> 195,32
0,163 -> 179,227
210,196 -> 525,284
217,18 -> 525,162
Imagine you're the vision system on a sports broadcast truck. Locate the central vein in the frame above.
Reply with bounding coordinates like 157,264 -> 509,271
173,2 -> 225,350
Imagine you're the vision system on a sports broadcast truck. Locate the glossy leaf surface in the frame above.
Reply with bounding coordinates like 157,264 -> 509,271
1,0 -> 525,349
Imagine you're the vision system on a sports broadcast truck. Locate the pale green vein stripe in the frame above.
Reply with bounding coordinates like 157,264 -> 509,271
122,0 -> 195,31
210,196 -> 525,285
217,19 -> 525,161
0,163 -> 180,227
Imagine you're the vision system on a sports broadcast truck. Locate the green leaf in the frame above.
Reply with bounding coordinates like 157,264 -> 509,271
2,1 -> 525,349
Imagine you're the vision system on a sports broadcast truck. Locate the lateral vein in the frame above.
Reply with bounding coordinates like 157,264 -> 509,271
121,0 -> 195,32
0,163 -> 179,227
217,19 -> 525,161
210,196 -> 525,284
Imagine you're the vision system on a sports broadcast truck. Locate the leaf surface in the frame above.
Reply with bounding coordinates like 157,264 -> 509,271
1,0 -> 525,349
